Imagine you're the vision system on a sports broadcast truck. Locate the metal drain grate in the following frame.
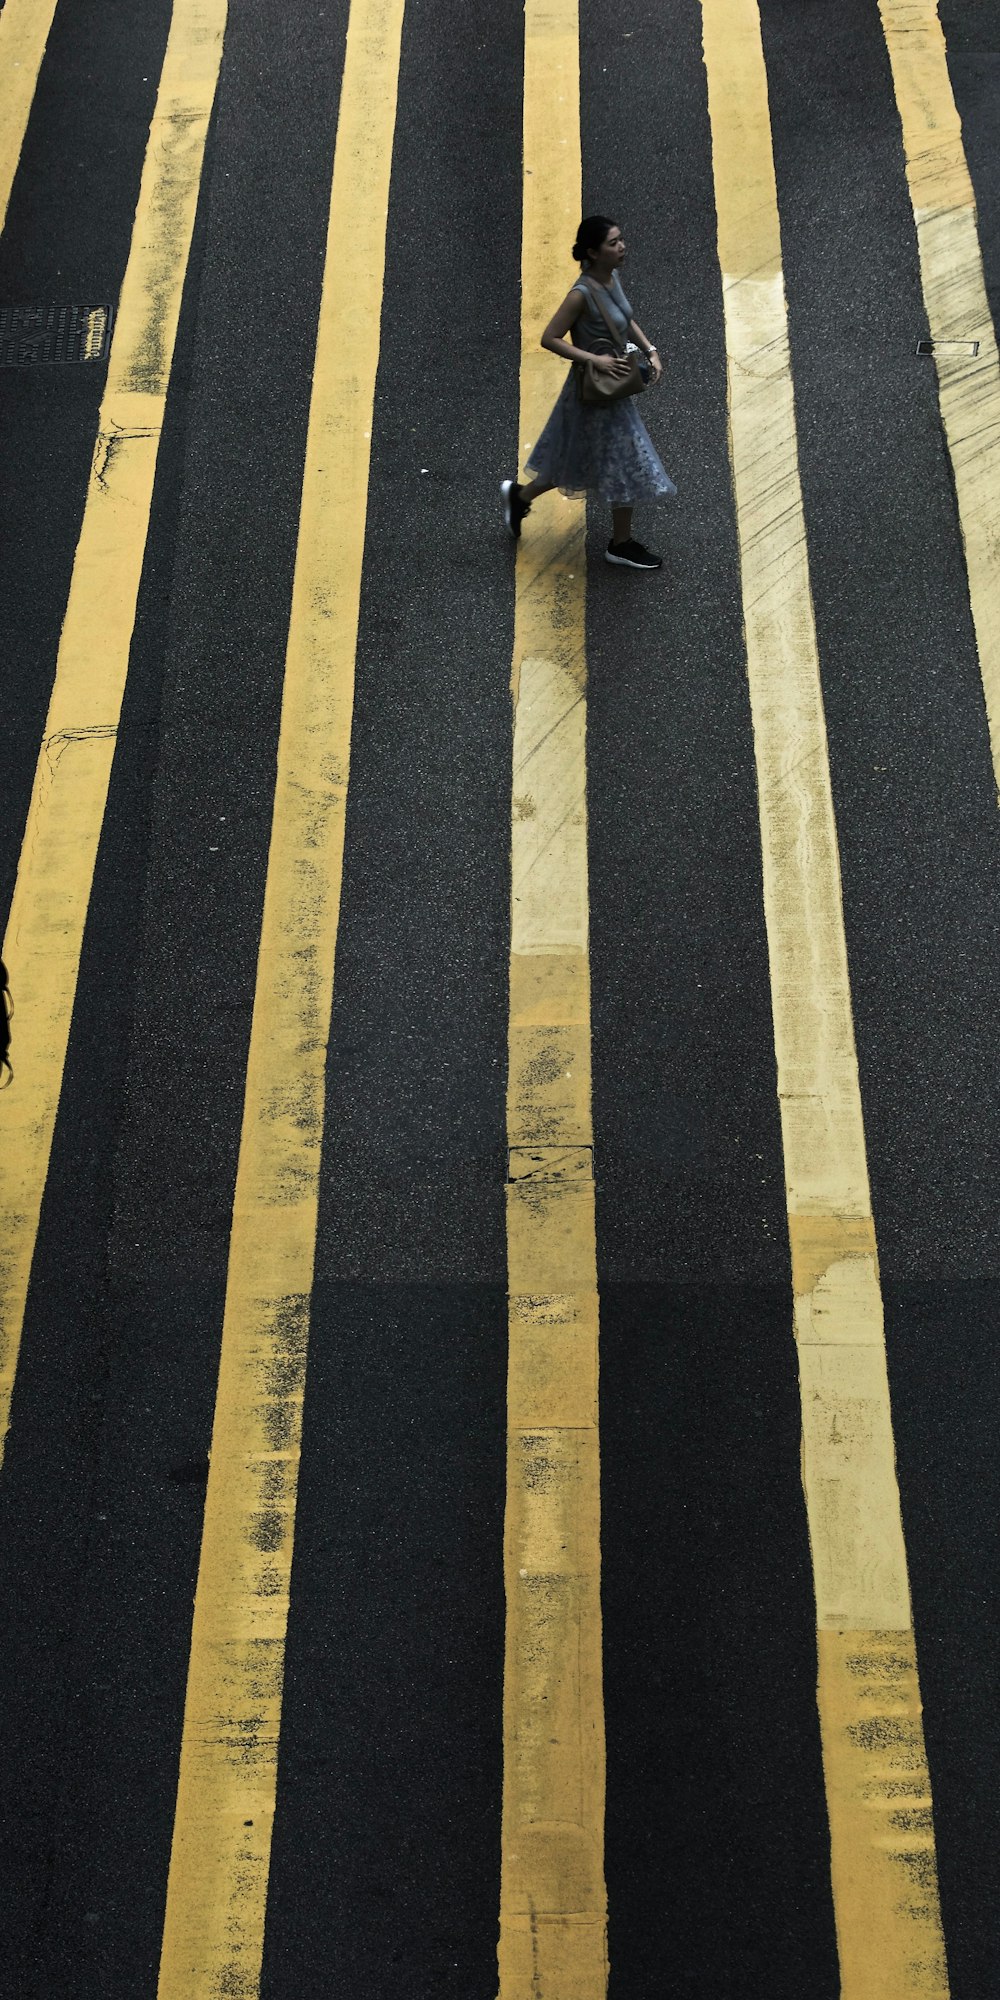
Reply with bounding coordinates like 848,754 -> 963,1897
508,1145 -> 594,1185
916,336 -> 980,357
0,303 -> 113,367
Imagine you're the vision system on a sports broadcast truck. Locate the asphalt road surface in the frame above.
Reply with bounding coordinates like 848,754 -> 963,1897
1,0 -> 999,1994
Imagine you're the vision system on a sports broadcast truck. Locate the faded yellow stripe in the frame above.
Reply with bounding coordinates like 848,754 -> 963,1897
0,0 -> 226,1461
498,3 -> 607,1995
700,1 -> 949,1993
156,0 -> 405,1990
0,0 -> 61,233
880,0 -> 1000,799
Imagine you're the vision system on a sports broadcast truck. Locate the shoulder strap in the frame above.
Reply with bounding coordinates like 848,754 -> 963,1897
580,277 -> 625,354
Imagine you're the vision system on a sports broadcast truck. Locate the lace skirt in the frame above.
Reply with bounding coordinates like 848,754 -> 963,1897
525,370 -> 677,506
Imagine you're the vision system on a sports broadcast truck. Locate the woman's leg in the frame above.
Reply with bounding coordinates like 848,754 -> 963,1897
502,473 -> 552,541
611,505 -> 633,545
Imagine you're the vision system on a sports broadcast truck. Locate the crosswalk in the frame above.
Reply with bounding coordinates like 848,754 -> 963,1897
2,0 -> 999,1992
501,5 -> 604,1992
158,0 -> 405,1985
0,0 -> 225,1464
880,0 -> 1000,798
704,4 -> 947,1989
0,0 -> 61,233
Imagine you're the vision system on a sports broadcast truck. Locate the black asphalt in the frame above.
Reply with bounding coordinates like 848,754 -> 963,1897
0,0 -> 998,1993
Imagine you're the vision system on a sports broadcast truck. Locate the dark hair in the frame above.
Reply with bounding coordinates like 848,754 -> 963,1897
572,214 -> 615,265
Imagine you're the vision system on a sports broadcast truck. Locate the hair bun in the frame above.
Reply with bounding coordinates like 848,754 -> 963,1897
572,214 -> 614,268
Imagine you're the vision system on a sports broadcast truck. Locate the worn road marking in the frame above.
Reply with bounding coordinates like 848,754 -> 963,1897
498,4 -> 607,1995
700,2 -> 950,1993
0,0 -> 226,1464
880,0 -> 1000,801
156,0 -> 405,1990
0,0 -> 61,233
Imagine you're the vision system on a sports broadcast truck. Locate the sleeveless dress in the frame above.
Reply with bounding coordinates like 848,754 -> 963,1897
524,272 -> 676,506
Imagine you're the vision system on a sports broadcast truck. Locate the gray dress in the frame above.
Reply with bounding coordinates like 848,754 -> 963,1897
525,272 -> 676,506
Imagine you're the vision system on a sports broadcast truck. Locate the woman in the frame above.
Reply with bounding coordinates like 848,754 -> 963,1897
502,215 -> 676,570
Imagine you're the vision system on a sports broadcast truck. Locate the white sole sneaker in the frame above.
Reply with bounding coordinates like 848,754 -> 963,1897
604,543 -> 661,570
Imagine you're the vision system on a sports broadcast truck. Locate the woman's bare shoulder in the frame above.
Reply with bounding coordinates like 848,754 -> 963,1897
553,284 -> 586,322
541,283 -> 588,345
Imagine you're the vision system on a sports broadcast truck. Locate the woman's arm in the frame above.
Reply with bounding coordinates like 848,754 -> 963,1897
629,317 -> 663,384
541,289 -> 627,374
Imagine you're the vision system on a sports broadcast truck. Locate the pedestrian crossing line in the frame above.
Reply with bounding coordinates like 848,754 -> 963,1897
700,4 -> 950,1995
0,0 -> 61,234
498,3 -> 607,1994
0,0 -> 226,1466
155,0 -> 405,1989
880,0 -> 1000,802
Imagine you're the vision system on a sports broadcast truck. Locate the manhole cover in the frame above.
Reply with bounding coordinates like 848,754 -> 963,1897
0,303 -> 113,367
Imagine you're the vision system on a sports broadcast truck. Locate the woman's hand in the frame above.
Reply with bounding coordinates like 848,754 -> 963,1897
649,351 -> 664,386
593,352 -> 630,377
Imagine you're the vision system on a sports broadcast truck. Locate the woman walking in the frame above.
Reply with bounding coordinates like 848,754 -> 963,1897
501,214 -> 675,570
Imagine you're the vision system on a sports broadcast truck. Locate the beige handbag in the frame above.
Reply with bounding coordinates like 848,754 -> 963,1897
575,278 -> 648,405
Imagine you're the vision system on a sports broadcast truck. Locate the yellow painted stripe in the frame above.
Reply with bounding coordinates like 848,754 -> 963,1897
0,0 -> 227,1461
0,0 -> 61,234
156,0 -> 405,1989
499,4 -> 607,1995
879,0 -> 1000,799
700,3 -> 950,1994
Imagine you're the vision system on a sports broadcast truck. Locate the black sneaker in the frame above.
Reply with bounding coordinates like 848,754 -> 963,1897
501,478 -> 531,540
604,537 -> 662,570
